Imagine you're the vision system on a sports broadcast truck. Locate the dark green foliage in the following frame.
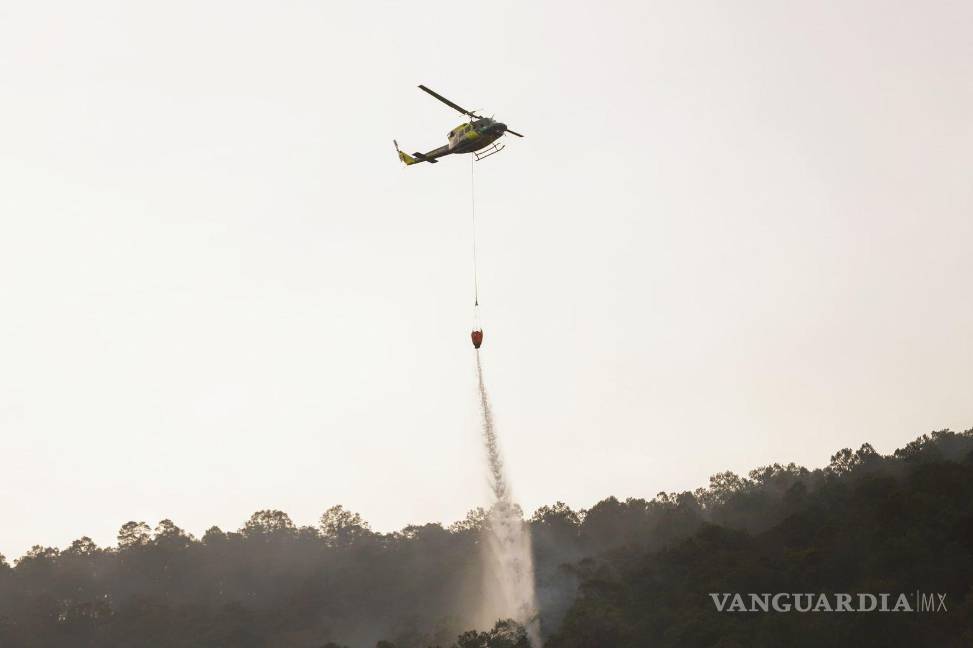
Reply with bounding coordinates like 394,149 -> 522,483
0,505 -> 488,647
547,429 -> 973,648
1,429 -> 971,647
452,619 -> 531,648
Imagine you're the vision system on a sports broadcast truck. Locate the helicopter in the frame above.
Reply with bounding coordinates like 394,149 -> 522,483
394,85 -> 524,166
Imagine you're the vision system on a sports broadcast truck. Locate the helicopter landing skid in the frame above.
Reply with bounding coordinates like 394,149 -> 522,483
474,142 -> 505,161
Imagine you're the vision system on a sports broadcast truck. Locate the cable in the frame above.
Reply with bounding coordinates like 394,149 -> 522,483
471,152 -> 479,307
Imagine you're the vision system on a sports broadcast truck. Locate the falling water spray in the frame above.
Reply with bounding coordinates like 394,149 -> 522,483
475,351 -> 541,645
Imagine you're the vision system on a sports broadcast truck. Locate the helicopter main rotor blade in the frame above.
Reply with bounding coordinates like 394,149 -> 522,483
505,128 -> 525,138
418,85 -> 477,118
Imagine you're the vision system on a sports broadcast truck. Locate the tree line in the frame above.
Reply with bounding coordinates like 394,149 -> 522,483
1,429 -> 971,646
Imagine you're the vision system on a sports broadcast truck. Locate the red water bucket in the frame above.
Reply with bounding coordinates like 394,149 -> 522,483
471,329 -> 483,349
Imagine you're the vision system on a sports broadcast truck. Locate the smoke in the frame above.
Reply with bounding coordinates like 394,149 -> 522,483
474,351 -> 541,646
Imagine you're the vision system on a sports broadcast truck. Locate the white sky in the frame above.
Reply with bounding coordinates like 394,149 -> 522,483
1,1 -> 971,559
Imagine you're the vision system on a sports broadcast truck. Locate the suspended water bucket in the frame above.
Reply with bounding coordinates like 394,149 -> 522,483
471,329 -> 483,349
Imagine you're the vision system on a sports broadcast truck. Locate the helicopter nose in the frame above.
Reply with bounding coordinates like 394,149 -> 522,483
496,122 -> 507,133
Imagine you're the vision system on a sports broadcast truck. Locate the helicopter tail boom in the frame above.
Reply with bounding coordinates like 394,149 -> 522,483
398,150 -> 419,165
393,140 -> 445,165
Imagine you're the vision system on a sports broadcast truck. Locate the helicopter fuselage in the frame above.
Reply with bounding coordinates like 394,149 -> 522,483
447,118 -> 508,154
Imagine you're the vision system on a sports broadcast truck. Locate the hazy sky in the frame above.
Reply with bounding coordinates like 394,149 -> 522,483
1,1 -> 971,559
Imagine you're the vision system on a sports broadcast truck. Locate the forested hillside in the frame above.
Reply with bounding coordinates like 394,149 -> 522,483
547,429 -> 973,648
1,429 -> 971,647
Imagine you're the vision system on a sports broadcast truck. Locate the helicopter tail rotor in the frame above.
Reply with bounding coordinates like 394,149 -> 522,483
393,139 -> 418,165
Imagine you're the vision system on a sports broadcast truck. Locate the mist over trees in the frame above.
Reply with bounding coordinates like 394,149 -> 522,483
2,429 -> 972,647
546,429 -> 973,648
